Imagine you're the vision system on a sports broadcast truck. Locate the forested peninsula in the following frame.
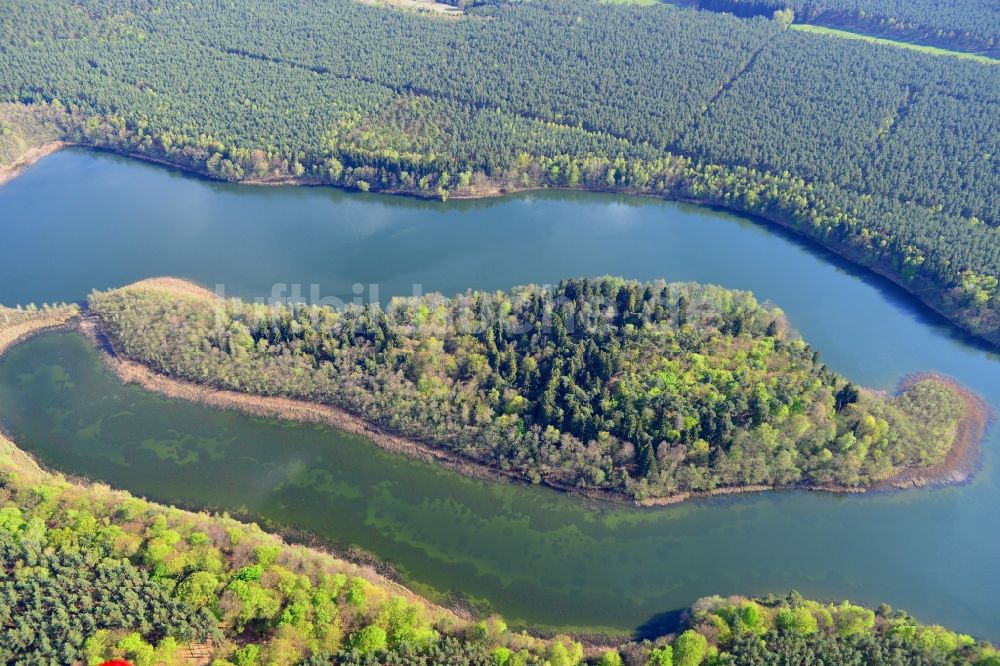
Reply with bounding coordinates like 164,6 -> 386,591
1,0 -> 999,345
87,278 -> 982,503
0,308 -> 996,665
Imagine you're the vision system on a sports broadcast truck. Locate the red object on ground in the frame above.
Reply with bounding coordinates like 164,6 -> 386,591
99,661 -> 134,666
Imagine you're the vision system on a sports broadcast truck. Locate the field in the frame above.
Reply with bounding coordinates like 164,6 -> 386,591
791,24 -> 999,65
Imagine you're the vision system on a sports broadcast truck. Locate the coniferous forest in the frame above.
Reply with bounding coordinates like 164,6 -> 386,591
1,0 -> 999,344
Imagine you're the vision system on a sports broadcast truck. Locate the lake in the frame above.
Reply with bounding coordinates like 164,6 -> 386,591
0,148 -> 997,638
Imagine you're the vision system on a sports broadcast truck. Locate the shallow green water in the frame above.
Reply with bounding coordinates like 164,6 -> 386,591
0,149 -> 997,638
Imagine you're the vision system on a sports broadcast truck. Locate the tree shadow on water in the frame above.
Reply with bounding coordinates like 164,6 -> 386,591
633,607 -> 686,641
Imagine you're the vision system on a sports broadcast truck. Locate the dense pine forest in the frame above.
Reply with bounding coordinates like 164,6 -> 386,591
2,428 -> 999,665
683,0 -> 1000,56
0,0 -> 999,344
89,278 -> 969,501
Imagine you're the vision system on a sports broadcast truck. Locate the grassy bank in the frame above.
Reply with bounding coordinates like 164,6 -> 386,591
791,24 -> 999,64
0,304 -> 79,355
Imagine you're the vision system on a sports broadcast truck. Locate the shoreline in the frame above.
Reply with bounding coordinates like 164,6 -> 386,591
0,308 -> 484,635
0,307 -> 79,358
4,141 -> 995,351
0,419 -> 633,645
0,140 -> 65,188
0,426 -> 473,625
77,301 -> 987,507
0,421 -> 638,647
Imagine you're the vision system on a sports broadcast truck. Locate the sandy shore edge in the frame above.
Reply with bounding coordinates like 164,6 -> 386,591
0,308 -> 79,357
0,141 -> 65,188
884,373 -> 992,489
78,316 -> 520,484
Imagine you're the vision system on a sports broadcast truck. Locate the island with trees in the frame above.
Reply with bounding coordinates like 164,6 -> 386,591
1,0 -> 998,345
85,277 -> 984,503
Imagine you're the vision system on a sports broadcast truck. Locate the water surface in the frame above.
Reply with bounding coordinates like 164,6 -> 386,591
0,149 -> 997,638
